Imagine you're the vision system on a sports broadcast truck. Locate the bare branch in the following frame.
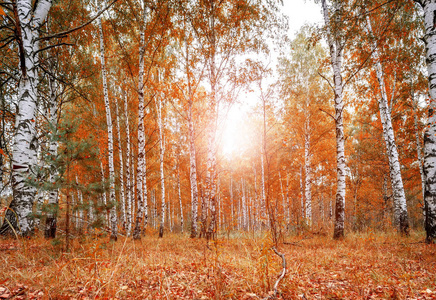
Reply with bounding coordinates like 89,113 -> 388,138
263,247 -> 287,300
319,108 -> 335,121
35,42 -> 74,55
318,71 -> 334,91
38,0 -> 118,41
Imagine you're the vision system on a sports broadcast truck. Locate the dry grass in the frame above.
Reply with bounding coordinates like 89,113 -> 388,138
0,230 -> 435,299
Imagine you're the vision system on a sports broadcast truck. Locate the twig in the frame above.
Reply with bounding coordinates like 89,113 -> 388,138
263,247 -> 287,299
319,108 -> 335,121
272,248 -> 286,294
38,0 -> 119,41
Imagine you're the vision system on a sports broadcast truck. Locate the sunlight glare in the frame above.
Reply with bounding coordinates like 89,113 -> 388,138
221,105 -> 248,157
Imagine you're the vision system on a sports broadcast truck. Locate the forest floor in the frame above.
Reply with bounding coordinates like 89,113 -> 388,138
0,230 -> 435,299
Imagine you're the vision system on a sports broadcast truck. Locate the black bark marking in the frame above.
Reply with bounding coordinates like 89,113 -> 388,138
433,10 -> 436,29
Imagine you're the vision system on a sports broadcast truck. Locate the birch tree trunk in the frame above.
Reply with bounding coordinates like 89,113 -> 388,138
285,174 -> 290,226
304,114 -> 312,225
300,165 -> 304,222
321,0 -> 346,239
123,93 -> 133,235
100,162 -> 109,225
133,3 -> 148,240
230,175 -> 234,230
416,0 -> 436,243
76,178 -> 84,233
156,93 -> 166,238
115,98 -> 126,230
206,2 -> 218,240
177,155 -> 184,233
411,89 -> 426,213
253,165 -> 259,231
98,15 -> 117,241
366,15 -> 409,234
44,77 -> 59,239
1,0 -> 52,236
279,172 -> 285,225
182,14 -> 200,239
260,139 -> 266,227
241,178 -> 247,230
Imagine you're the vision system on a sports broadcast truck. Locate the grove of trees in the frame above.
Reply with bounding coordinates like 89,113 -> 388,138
1,0 -> 435,244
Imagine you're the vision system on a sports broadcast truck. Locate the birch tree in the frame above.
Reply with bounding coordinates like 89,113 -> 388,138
0,0 -> 52,236
414,0 -> 436,243
320,0 -> 347,239
176,147 -> 184,232
44,77 -> 60,238
115,98 -> 126,230
133,2 -> 149,240
365,14 -> 409,234
156,85 -> 166,238
97,11 -> 117,241
123,92 -> 133,235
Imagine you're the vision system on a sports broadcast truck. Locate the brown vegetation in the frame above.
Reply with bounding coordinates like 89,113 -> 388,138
0,231 -> 435,299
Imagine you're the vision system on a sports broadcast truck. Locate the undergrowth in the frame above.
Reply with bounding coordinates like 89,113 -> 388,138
0,231 -> 435,299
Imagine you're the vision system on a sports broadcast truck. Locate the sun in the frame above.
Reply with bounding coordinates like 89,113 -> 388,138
220,104 -> 249,157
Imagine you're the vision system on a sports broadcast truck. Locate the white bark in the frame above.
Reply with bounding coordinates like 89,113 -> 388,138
177,157 -> 184,233
115,98 -> 126,230
188,96 -> 199,238
413,96 -> 426,205
230,175 -> 234,229
182,15 -> 200,238
98,16 -> 117,240
2,0 -> 52,236
241,178 -> 247,230
44,77 -> 59,238
304,115 -> 312,225
321,0 -> 346,239
123,93 -> 133,235
417,0 -> 436,242
205,3 -> 218,239
100,161 -> 108,225
300,165 -> 304,220
89,197 -> 95,226
156,92 -> 166,238
77,178 -> 84,232
279,172 -> 286,223
260,139 -> 266,224
253,165 -> 259,231
366,15 -> 409,233
133,4 -> 148,240
285,174 -> 290,225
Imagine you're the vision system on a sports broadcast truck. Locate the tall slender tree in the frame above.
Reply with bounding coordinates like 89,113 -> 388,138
414,0 -> 436,243
365,14 -> 409,234
133,2 -> 149,240
320,0 -> 347,239
97,9 -> 117,241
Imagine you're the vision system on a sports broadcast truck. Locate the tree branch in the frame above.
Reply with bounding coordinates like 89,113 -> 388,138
34,42 -> 74,55
37,0 -> 118,41
318,71 -> 334,92
319,108 -> 335,121
263,247 -> 287,300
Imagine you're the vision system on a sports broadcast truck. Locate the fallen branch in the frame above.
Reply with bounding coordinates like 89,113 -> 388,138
263,247 -> 287,299
283,241 -> 302,247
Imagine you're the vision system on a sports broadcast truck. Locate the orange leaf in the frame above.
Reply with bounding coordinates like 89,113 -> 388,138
0,7 -> 5,16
